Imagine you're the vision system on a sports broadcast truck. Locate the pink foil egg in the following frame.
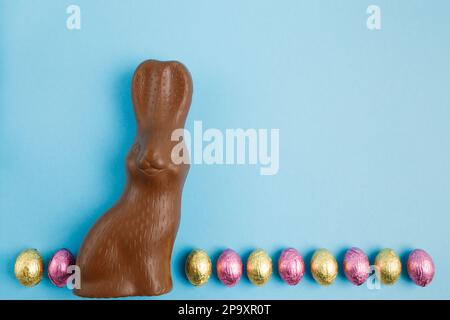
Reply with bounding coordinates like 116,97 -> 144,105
407,249 -> 435,287
278,248 -> 304,286
343,247 -> 370,286
216,249 -> 243,287
48,248 -> 75,287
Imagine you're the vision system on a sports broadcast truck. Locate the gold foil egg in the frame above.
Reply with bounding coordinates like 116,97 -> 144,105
246,249 -> 272,286
14,249 -> 44,287
185,249 -> 212,286
375,248 -> 402,285
310,249 -> 338,286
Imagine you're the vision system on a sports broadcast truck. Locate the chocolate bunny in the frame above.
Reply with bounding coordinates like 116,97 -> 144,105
74,60 -> 192,297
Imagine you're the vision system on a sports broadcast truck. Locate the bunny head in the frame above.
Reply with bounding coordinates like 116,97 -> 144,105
127,60 -> 193,182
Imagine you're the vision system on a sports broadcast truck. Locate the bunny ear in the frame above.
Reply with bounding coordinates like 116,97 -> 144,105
132,60 -> 162,125
131,60 -> 193,129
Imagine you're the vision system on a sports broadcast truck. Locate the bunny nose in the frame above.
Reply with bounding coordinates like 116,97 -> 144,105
137,157 -> 152,171
137,151 -> 166,172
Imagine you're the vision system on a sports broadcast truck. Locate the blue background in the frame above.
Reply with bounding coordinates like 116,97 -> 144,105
1,0 -> 449,299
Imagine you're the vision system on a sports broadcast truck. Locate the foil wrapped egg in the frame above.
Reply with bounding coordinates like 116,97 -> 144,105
14,249 -> 44,287
185,249 -> 212,286
375,248 -> 402,285
48,248 -> 75,288
278,248 -> 304,286
343,247 -> 370,286
407,249 -> 435,287
310,249 -> 338,286
246,249 -> 272,286
217,249 -> 243,287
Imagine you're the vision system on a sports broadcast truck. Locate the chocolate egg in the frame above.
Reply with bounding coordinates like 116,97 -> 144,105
375,248 -> 402,285
407,249 -> 435,287
185,249 -> 212,286
343,247 -> 370,286
48,248 -> 75,288
278,248 -> 304,286
216,249 -> 243,287
14,249 -> 44,287
310,249 -> 338,286
246,249 -> 272,286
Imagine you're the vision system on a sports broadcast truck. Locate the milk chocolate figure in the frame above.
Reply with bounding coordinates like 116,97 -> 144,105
74,60 -> 192,298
